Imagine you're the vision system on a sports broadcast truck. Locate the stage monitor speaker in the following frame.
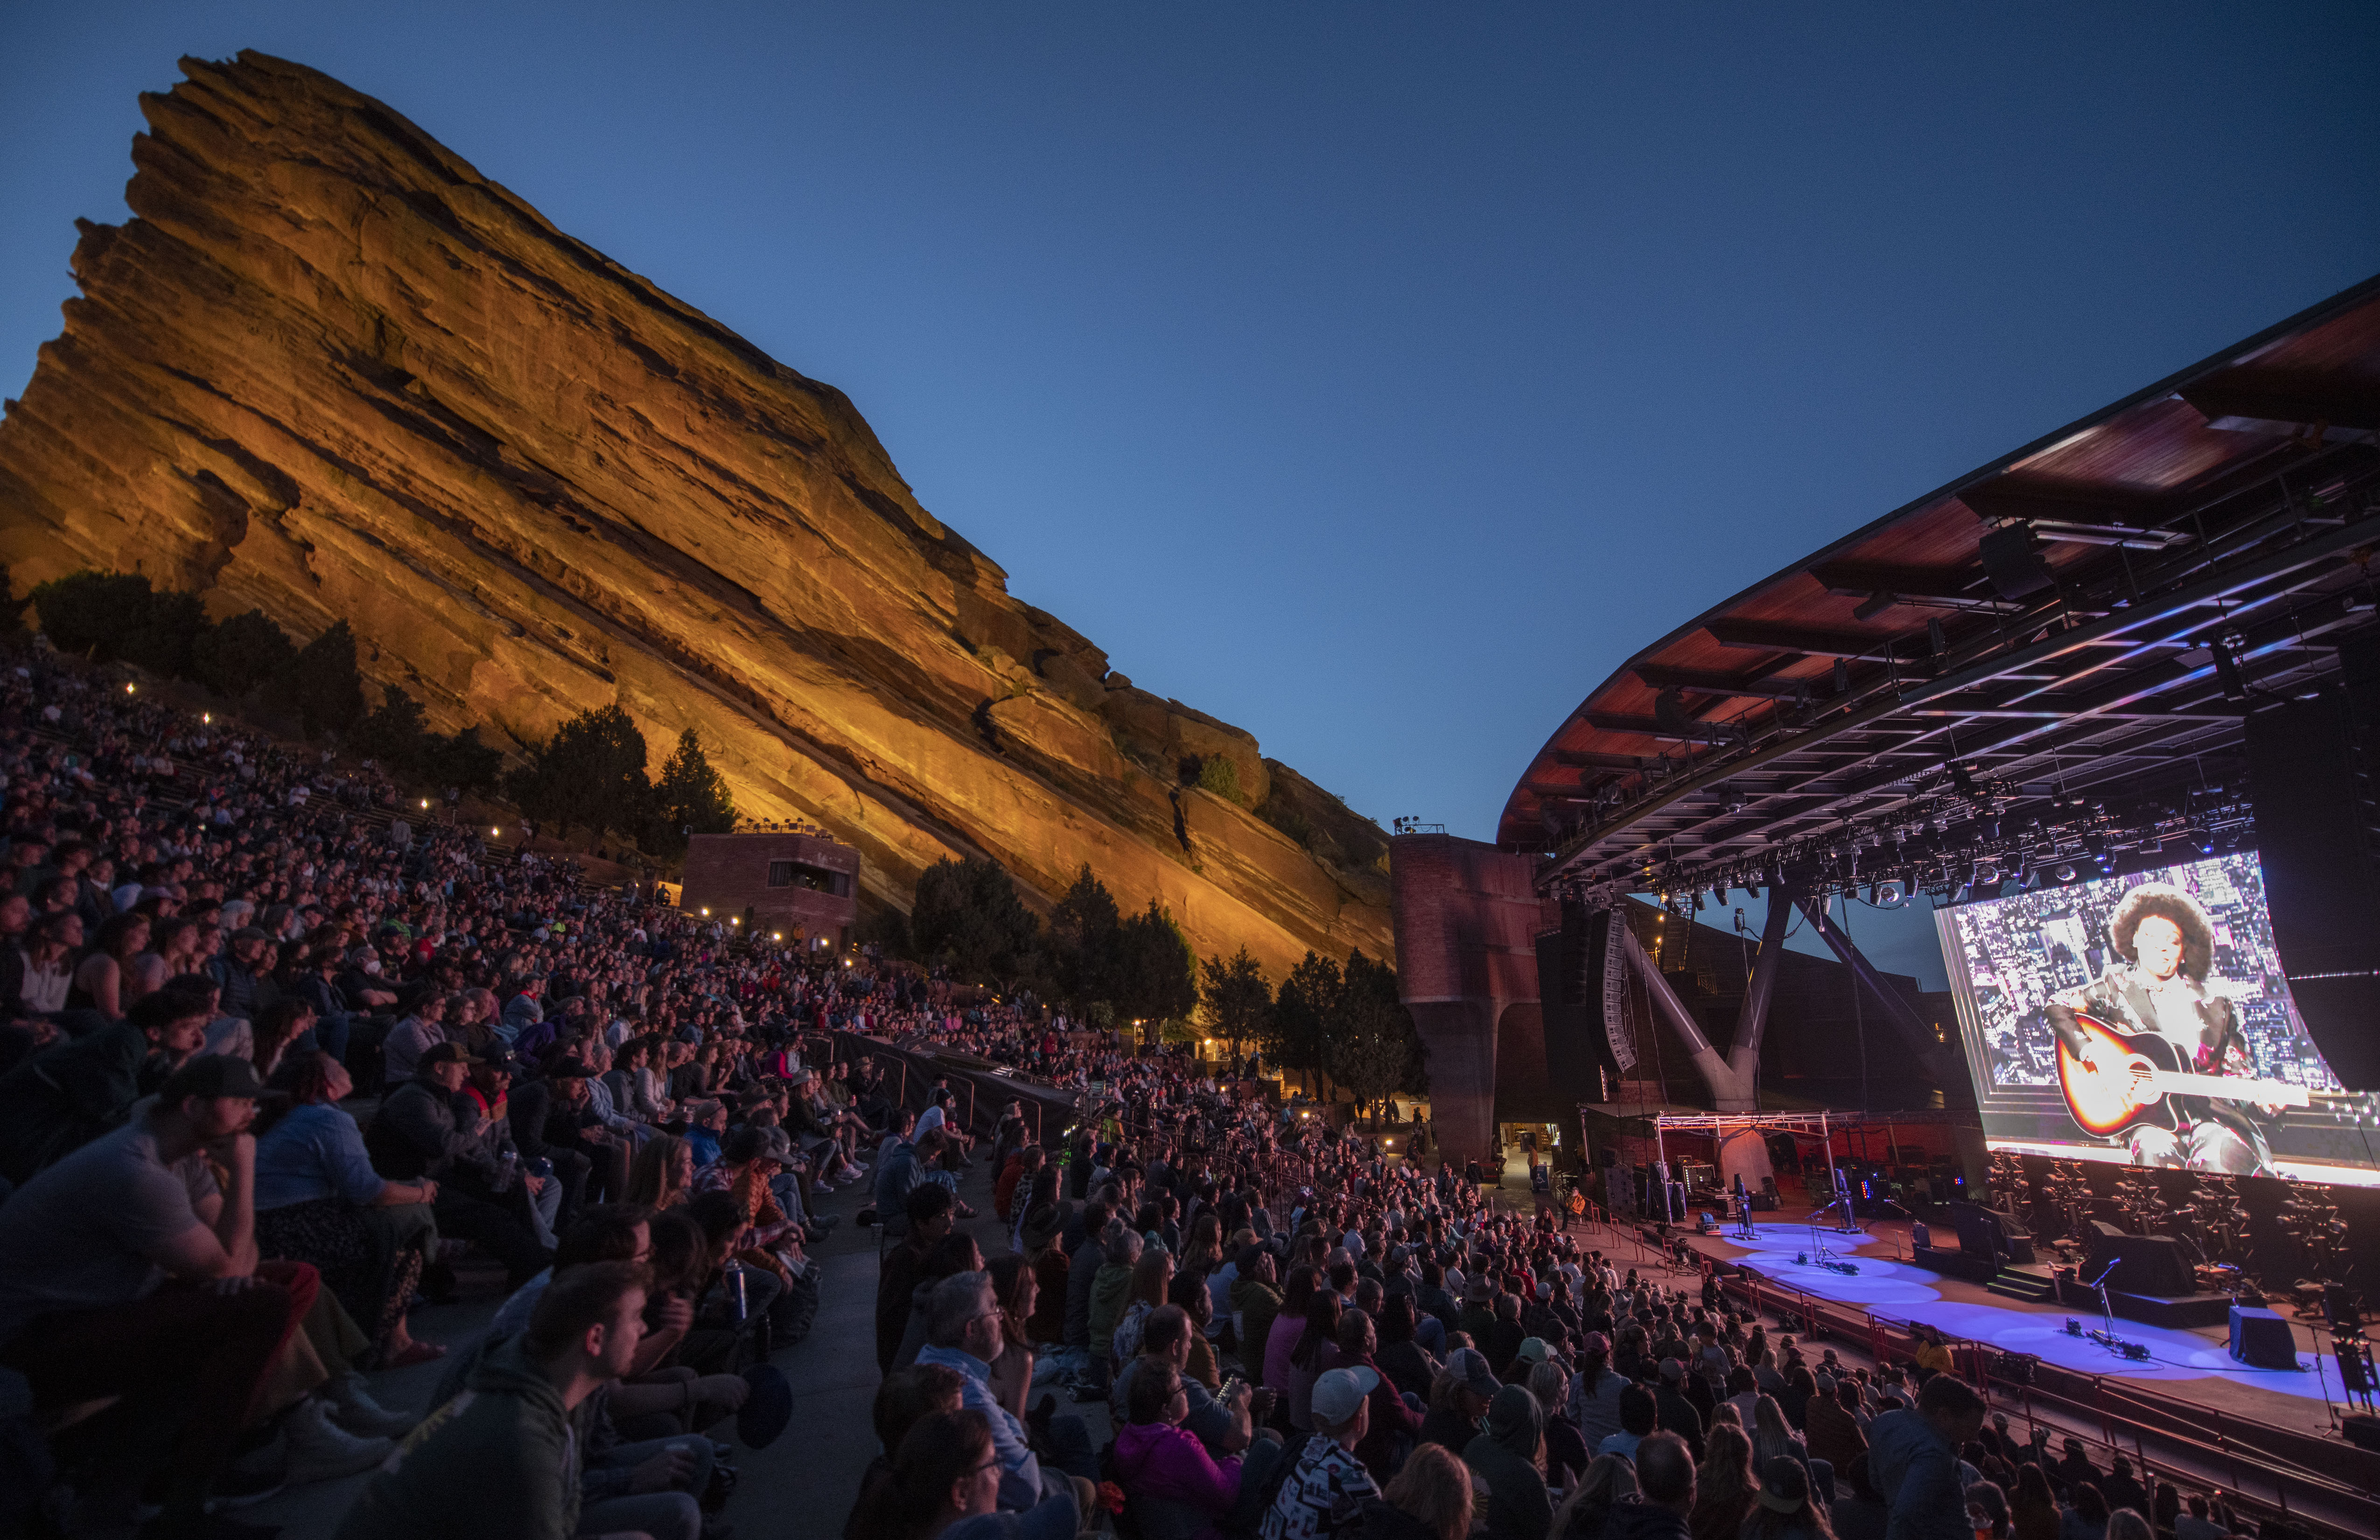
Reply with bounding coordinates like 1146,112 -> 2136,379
2244,635 -> 2380,1092
2228,1303 -> 2298,1371
2085,1221 -> 2196,1298
2344,1413 -> 2380,1452
1538,911 -> 1610,1107
1950,1202 -> 2034,1267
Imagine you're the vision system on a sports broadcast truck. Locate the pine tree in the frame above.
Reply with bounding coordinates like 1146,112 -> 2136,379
1049,864 -> 1123,1015
349,686 -> 431,770
507,703 -> 651,840
910,856 -> 1041,984
644,727 -> 736,854
1199,945 -> 1273,1064
283,620 -> 366,740
192,609 -> 296,698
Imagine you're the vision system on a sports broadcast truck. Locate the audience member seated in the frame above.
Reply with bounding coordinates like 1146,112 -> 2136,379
253,1049 -> 442,1367
0,1054 -> 305,1540
363,1040 -> 553,1286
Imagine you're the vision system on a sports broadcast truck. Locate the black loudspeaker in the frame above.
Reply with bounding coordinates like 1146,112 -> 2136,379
1979,524 -> 2056,601
2085,1221 -> 2196,1298
2324,1284 -> 2362,1330
2343,1412 -> 2380,1452
2244,634 -> 2380,1092
1950,1202 -> 2035,1266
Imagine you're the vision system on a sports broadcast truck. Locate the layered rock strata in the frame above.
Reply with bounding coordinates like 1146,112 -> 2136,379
0,52 -> 1392,976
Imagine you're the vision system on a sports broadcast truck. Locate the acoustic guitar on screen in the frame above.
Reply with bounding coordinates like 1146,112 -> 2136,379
2054,1014 -> 2309,1138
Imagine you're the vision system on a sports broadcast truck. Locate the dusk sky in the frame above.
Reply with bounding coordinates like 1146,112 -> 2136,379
6,3 -> 2377,985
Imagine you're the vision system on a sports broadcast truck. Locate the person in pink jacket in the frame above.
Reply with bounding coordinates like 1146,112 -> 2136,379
1262,1267 -> 1320,1396
1113,1363 -> 1275,1540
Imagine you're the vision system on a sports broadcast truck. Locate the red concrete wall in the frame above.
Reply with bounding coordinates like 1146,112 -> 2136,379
679,832 -> 860,947
1390,834 -> 1558,1163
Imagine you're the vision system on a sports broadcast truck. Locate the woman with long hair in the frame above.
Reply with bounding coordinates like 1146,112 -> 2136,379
251,998 -> 317,1082
1112,1241 -> 1176,1365
627,1132 -> 696,1210
1549,1452 -> 1637,1540
2011,1463 -> 2061,1540
985,1252 -> 1040,1418
68,910 -> 149,1017
1753,1393 -> 1817,1492
1689,1422 -> 1758,1540
1376,1292 -> 1441,1401
2102,1512 -> 2151,1540
2059,1485 -> 2111,1540
1263,1264 -> 1319,1394
1527,1358 -> 1588,1488
1285,1286 -> 1343,1431
1373,1442 -> 1477,1540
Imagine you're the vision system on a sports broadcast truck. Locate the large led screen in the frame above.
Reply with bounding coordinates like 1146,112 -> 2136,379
1937,853 -> 2380,1185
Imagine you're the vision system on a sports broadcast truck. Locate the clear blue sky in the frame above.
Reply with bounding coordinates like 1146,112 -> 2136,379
6,4 -> 2378,987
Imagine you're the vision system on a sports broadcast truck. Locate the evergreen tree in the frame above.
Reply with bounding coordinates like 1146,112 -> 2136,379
1339,949 -> 1428,1099
30,571 -> 154,659
349,686 -> 431,770
1048,864 -> 1123,1015
1270,951 -> 1342,1099
1114,899 -> 1198,1043
422,725 -> 504,796
909,855 -> 1041,984
191,609 -> 296,698
506,702 -> 651,840
0,565 -> 25,637
1199,945 -> 1272,1064
643,727 -> 736,855
283,619 -> 366,740
120,589 -> 208,680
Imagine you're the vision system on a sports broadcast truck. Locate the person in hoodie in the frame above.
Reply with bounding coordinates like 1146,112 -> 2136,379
335,1259 -> 664,1540
1114,1362 -> 1262,1540
1866,1375 -> 1986,1540
1463,1384 -> 1554,1540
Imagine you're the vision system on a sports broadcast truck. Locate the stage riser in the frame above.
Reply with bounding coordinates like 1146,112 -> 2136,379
1909,1244 -> 1999,1284
2051,1277 -> 2237,1329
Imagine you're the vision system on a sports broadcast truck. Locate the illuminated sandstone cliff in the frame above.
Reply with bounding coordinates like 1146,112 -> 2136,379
0,51 -> 1392,975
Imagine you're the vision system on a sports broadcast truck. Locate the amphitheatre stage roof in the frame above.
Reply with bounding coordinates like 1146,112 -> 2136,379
1505,273 -> 2380,906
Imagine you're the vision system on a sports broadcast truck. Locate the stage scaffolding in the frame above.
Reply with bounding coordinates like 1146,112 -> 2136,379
1585,1106 -> 1971,1225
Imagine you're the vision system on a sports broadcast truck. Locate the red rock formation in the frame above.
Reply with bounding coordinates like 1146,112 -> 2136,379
0,51 -> 1391,977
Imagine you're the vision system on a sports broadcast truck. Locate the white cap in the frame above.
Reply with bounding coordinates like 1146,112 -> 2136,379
1310,1366 -> 1380,1428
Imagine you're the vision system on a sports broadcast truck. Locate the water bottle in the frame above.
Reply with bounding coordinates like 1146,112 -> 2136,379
725,1260 -> 748,1323
493,1150 -> 519,1193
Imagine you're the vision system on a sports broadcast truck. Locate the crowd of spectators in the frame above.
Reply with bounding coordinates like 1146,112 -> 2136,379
0,651 -> 2315,1540
0,655 -> 931,1539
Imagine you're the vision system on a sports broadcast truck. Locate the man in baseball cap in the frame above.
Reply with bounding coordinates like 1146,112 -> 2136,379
1265,1366 -> 1380,1536
1417,1346 -> 1501,1453
0,1052 -> 297,1536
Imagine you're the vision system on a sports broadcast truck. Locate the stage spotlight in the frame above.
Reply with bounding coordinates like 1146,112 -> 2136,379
2210,631 -> 2249,701
1973,861 -> 1999,887
1875,880 -> 1906,908
2054,863 -> 2077,882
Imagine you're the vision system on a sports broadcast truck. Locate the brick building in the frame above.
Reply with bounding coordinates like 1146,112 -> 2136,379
678,831 -> 860,950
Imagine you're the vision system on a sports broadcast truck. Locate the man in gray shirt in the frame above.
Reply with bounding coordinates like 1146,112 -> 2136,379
0,1054 -> 301,1539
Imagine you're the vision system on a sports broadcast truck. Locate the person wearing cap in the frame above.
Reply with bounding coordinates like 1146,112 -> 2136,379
0,1052 -> 307,1540
206,923 -> 274,1026
1261,1365 -> 1380,1540
1654,1356 -> 1707,1460
1418,1345 -> 1501,1455
366,1041 -> 553,1286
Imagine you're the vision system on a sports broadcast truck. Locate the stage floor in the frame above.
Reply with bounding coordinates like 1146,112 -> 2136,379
1644,1206 -> 2358,1427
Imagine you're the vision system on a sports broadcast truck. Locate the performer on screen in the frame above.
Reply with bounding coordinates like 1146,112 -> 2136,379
2044,884 -> 2279,1175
